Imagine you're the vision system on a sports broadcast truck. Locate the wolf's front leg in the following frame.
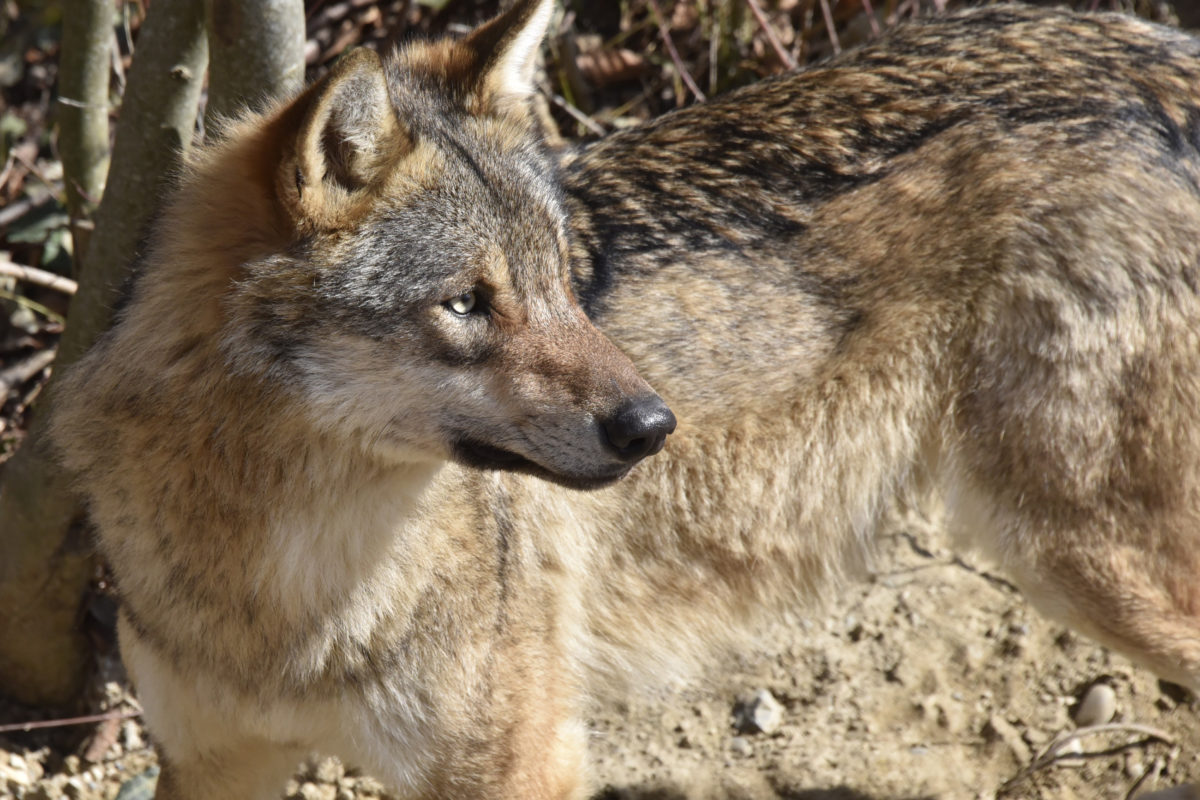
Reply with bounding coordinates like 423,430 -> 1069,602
422,713 -> 591,800
118,616 -> 310,800
153,741 -> 307,800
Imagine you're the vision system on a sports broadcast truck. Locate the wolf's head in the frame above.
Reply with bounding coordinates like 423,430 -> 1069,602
207,0 -> 672,489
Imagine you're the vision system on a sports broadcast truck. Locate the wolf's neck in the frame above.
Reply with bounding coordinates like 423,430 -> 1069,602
258,451 -> 439,608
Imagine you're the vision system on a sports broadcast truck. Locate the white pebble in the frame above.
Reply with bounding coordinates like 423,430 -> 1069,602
1074,683 -> 1117,727
743,688 -> 785,734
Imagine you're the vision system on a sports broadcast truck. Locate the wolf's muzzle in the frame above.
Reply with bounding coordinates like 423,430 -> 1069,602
602,395 -> 677,462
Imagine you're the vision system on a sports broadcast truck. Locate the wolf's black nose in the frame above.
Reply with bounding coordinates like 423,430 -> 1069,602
603,396 -> 677,462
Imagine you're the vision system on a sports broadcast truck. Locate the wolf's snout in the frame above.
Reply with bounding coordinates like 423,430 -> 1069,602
603,396 -> 677,462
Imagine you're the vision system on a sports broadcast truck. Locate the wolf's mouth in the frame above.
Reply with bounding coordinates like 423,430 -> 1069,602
451,438 -> 631,490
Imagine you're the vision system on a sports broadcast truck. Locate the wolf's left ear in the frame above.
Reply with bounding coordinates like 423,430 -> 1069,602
462,0 -> 555,111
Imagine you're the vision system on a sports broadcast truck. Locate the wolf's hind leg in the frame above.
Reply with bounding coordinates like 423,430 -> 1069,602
1029,536 -> 1199,692
979,511 -> 1200,693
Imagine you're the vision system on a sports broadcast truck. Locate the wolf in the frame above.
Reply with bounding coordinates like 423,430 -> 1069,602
51,0 -> 1200,797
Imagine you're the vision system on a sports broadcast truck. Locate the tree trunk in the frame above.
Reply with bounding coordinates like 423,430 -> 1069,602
204,0 -> 306,128
57,0 -> 111,228
0,0 -> 208,708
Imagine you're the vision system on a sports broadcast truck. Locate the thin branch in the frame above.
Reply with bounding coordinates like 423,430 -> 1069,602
861,0 -> 881,37
818,0 -> 841,55
744,0 -> 797,70
547,92 -> 607,137
0,196 -> 42,229
0,348 -> 57,394
0,261 -> 80,295
0,290 -> 67,325
646,0 -> 706,102
0,708 -> 141,734
1122,755 -> 1164,800
999,722 -> 1176,795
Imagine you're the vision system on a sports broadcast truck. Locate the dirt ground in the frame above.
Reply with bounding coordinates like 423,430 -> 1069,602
2,510 -> 1196,800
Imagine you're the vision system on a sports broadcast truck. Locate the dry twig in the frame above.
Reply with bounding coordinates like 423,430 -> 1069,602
0,347 -> 56,394
0,708 -> 141,735
999,722 -> 1177,795
646,0 -> 706,102
0,260 -> 80,295
547,92 -> 607,136
818,0 -> 841,54
745,0 -> 797,69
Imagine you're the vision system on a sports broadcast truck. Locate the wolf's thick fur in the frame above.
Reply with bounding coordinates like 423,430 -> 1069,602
53,2 -> 1200,797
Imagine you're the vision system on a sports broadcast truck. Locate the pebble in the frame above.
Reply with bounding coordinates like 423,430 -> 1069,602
1074,683 -> 1117,727
114,767 -> 159,800
121,721 -> 144,752
311,757 -> 344,785
737,688 -> 785,735
729,737 -> 753,757
1,757 -> 33,790
63,777 -> 85,800
296,781 -> 336,800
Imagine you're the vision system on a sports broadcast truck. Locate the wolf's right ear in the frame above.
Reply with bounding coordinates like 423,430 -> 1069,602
276,48 -> 409,232
461,0 -> 555,113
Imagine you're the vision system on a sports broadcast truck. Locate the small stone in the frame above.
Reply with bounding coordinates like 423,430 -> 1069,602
114,767 -> 159,800
62,756 -> 80,776
354,776 -> 387,794
63,777 -> 85,800
730,736 -> 753,757
1,754 -> 34,789
312,757 -> 344,785
737,688 -> 785,735
1074,683 -> 1117,727
1057,738 -> 1085,768
121,721 -> 144,751
298,781 -> 336,800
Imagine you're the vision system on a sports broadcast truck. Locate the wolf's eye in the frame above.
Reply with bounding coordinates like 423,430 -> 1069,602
447,291 -> 477,316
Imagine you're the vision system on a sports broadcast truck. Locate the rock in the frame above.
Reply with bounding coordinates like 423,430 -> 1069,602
121,721 -> 144,752
730,737 -> 753,757
1,757 -> 33,791
1074,683 -> 1117,727
311,757 -> 344,785
24,786 -> 62,800
1056,738 -> 1085,768
297,781 -> 337,800
62,777 -> 85,800
114,767 -> 159,800
736,689 -> 785,735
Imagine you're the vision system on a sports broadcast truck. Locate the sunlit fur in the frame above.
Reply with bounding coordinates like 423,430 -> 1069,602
53,1 -> 1200,797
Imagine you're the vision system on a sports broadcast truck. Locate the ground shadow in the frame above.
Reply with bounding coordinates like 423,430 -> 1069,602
593,784 -> 934,800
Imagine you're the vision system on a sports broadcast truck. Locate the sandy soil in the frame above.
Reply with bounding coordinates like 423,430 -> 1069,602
1,514 -> 1196,800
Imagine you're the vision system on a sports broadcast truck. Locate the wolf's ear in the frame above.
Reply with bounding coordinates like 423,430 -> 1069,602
462,0 -> 554,111
277,48 -> 408,232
